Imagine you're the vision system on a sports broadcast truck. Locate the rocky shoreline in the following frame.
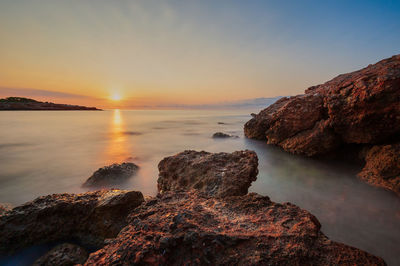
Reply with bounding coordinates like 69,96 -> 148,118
0,150 -> 386,265
244,55 -> 400,196
0,97 -> 101,110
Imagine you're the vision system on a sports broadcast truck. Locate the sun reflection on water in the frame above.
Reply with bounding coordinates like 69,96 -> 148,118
103,109 -> 131,164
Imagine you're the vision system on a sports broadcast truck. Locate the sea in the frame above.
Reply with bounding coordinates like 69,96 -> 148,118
0,109 -> 399,265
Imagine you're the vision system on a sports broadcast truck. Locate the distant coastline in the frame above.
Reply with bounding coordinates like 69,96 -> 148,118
0,97 -> 102,111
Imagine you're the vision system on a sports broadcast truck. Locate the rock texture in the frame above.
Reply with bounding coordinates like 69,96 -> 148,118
83,162 -> 139,188
158,150 -> 258,197
33,243 -> 88,266
212,132 -> 238,138
244,55 -> 400,194
0,189 -> 144,255
85,191 -> 385,265
358,143 -> 400,195
244,55 -> 400,156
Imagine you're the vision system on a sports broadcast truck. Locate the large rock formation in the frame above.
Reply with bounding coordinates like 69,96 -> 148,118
85,191 -> 384,265
358,143 -> 400,196
33,243 -> 88,266
0,189 -> 144,254
82,162 -> 139,188
158,150 -> 258,197
244,55 -> 400,194
0,151 -> 386,265
245,55 -> 400,155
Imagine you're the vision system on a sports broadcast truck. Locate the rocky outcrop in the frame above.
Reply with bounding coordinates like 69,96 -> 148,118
212,132 -> 238,138
0,189 -> 144,254
157,150 -> 258,197
244,55 -> 400,156
358,143 -> 400,195
33,243 -> 88,266
0,97 -> 101,110
82,162 -> 139,188
244,55 -> 400,194
85,191 -> 385,265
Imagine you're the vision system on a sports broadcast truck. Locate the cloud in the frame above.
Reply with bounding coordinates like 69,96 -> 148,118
0,87 -> 97,100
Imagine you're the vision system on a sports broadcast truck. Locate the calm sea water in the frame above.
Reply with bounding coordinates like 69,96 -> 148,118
0,109 -> 399,265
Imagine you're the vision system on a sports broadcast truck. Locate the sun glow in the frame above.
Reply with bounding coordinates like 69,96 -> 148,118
110,93 -> 122,101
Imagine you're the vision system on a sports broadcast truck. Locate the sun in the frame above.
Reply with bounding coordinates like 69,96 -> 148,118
110,93 -> 122,101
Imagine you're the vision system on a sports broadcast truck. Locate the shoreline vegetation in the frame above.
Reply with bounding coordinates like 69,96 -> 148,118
0,97 -> 101,111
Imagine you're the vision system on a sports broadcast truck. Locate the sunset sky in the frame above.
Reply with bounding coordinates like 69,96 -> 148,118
0,0 -> 399,108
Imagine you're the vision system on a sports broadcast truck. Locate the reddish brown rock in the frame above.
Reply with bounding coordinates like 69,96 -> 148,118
0,189 -> 144,255
33,243 -> 88,266
358,143 -> 400,195
244,55 -> 400,156
85,191 -> 385,265
157,150 -> 258,197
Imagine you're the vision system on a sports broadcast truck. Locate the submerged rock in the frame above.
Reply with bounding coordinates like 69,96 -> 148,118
0,189 -> 144,254
82,162 -> 139,188
33,243 -> 88,266
358,143 -> 400,196
212,132 -> 238,138
158,150 -> 258,197
244,55 -> 400,156
85,191 -> 385,265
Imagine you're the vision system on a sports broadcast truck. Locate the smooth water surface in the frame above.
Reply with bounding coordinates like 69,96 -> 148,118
0,110 -> 399,265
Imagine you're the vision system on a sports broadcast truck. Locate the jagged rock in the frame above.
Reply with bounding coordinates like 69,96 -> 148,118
157,150 -> 258,197
33,243 -> 88,266
358,143 -> 400,195
0,189 -> 144,255
82,162 -> 139,188
85,191 -> 385,265
244,55 -> 400,156
212,132 -> 238,138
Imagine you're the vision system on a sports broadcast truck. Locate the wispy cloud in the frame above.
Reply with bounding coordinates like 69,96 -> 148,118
0,87 -> 96,99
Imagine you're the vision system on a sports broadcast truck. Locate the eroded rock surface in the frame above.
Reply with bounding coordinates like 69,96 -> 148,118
0,189 -> 144,254
244,55 -> 400,156
358,143 -> 400,195
85,191 -> 385,265
33,243 -> 88,266
83,162 -> 139,188
158,150 -> 258,197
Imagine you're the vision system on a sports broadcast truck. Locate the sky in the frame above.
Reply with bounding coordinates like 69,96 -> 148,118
0,0 -> 399,109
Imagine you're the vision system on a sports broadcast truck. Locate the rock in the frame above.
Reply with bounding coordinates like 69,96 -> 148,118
244,55 -> 400,156
212,132 -> 238,138
358,143 -> 400,195
0,189 -> 144,255
85,191 -> 385,265
217,122 -> 227,124
33,243 -> 88,266
82,162 -> 139,188
157,150 -> 258,197
0,203 -> 12,216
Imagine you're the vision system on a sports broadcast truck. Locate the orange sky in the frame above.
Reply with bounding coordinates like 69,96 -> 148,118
1,1 -> 399,109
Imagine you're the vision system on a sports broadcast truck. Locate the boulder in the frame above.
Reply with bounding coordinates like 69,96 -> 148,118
85,191 -> 385,265
157,150 -> 258,197
82,162 -> 139,188
33,243 -> 88,266
0,189 -> 144,255
358,143 -> 400,196
244,55 -> 400,156
212,132 -> 238,138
